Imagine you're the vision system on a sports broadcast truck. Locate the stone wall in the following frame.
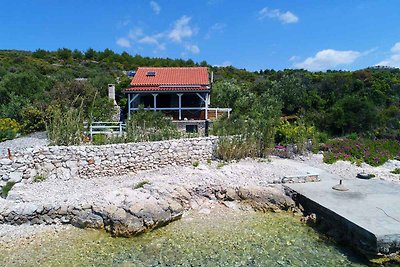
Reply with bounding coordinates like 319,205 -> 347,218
0,137 -> 218,189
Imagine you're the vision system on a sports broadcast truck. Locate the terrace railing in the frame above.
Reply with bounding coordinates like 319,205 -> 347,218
84,122 -> 126,139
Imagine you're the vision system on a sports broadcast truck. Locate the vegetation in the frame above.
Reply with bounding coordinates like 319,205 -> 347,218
0,118 -> 20,141
125,107 -> 180,143
1,48 -> 399,165
390,168 -> 400,174
1,181 -> 16,198
322,138 -> 400,166
46,105 -> 84,146
33,174 -> 47,182
275,120 -> 319,152
192,161 -> 199,168
133,180 -> 151,189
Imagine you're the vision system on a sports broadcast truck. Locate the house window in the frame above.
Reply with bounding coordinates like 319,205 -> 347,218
146,71 -> 156,76
186,125 -> 198,133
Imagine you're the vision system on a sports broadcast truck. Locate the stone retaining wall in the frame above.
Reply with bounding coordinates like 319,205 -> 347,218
0,137 -> 218,189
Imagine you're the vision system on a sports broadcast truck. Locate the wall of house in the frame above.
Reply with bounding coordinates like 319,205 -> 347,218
0,137 -> 218,188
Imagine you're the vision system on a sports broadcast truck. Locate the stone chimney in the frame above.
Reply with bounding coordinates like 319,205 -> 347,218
108,84 -> 117,106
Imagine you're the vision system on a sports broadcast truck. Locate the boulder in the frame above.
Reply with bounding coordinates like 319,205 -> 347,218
71,212 -> 104,229
9,172 -> 23,183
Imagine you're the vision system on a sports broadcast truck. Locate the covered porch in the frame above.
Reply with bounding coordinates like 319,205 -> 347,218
127,91 -> 211,120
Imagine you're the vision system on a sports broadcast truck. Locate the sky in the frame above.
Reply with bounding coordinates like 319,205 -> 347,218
1,0 -> 400,71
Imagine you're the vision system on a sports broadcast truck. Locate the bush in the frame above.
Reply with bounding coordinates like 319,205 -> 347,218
92,134 -> 107,145
20,106 -> 46,133
46,105 -> 84,145
217,136 -> 260,161
133,180 -> 150,189
322,138 -> 400,166
391,168 -> 400,174
0,118 -> 20,141
192,161 -> 199,168
275,120 -> 318,152
1,181 -> 16,198
125,107 -> 180,143
33,174 -> 47,182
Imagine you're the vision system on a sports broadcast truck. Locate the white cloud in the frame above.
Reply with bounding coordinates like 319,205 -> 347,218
150,1 -> 161,15
168,16 -> 195,42
117,18 -> 131,28
138,33 -> 165,51
391,42 -> 400,53
376,42 -> 400,68
293,49 -> 361,71
116,37 -> 131,48
185,44 -> 200,54
116,16 -> 200,54
128,27 -> 143,40
258,7 -> 299,24
205,22 -> 226,39
289,55 -> 300,62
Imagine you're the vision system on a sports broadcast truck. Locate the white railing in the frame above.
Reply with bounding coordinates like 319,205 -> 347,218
84,122 -> 126,139
208,107 -> 232,119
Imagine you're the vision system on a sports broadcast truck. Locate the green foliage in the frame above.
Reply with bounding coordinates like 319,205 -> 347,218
92,134 -> 107,145
0,118 -> 20,141
133,180 -> 150,189
125,107 -> 180,143
322,138 -> 400,166
390,168 -> 400,174
192,161 -> 199,168
1,181 -> 16,198
275,120 -> 317,151
33,174 -> 47,182
20,106 -> 46,133
46,105 -> 84,146
213,80 -> 281,160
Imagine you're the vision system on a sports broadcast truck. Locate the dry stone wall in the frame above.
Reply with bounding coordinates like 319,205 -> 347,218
0,137 -> 218,189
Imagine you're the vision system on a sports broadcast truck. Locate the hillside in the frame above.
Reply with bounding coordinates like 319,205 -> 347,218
0,48 -> 399,139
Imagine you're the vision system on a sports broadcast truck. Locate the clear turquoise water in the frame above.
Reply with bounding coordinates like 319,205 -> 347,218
0,210 -> 368,266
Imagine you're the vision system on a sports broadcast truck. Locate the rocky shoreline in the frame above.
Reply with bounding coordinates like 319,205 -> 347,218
0,158 -> 312,239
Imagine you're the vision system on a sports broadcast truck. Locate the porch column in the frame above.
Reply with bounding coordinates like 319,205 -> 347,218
152,94 -> 158,112
177,93 -> 183,120
128,93 -> 131,118
205,93 -> 209,120
128,93 -> 138,118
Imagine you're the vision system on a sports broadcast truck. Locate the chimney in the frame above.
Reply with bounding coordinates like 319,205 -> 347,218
108,84 -> 117,105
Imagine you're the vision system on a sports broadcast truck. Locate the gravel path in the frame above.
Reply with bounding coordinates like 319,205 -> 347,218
0,132 -> 48,157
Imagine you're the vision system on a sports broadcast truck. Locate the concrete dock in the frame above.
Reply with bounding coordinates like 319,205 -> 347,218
285,167 -> 400,257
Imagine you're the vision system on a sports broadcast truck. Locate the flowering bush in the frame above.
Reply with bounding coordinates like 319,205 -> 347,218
0,118 -> 21,141
322,138 -> 400,166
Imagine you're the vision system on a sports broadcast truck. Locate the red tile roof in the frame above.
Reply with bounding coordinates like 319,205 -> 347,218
126,67 -> 210,92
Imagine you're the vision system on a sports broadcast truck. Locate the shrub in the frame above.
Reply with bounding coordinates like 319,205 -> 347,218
192,161 -> 199,168
92,134 -> 107,145
0,118 -> 20,141
217,136 -> 260,161
33,174 -> 47,182
275,120 -> 318,151
322,138 -> 400,167
1,181 -> 16,198
391,168 -> 400,174
125,107 -> 180,143
20,106 -> 46,133
133,180 -> 150,189
46,105 -> 84,145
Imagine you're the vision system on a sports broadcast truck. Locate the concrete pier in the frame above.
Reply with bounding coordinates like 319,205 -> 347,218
285,169 -> 400,257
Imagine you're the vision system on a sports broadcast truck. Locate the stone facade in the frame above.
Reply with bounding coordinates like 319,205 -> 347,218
0,137 -> 218,189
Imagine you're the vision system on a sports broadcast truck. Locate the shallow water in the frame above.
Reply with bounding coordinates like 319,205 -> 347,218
0,210 -> 368,266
